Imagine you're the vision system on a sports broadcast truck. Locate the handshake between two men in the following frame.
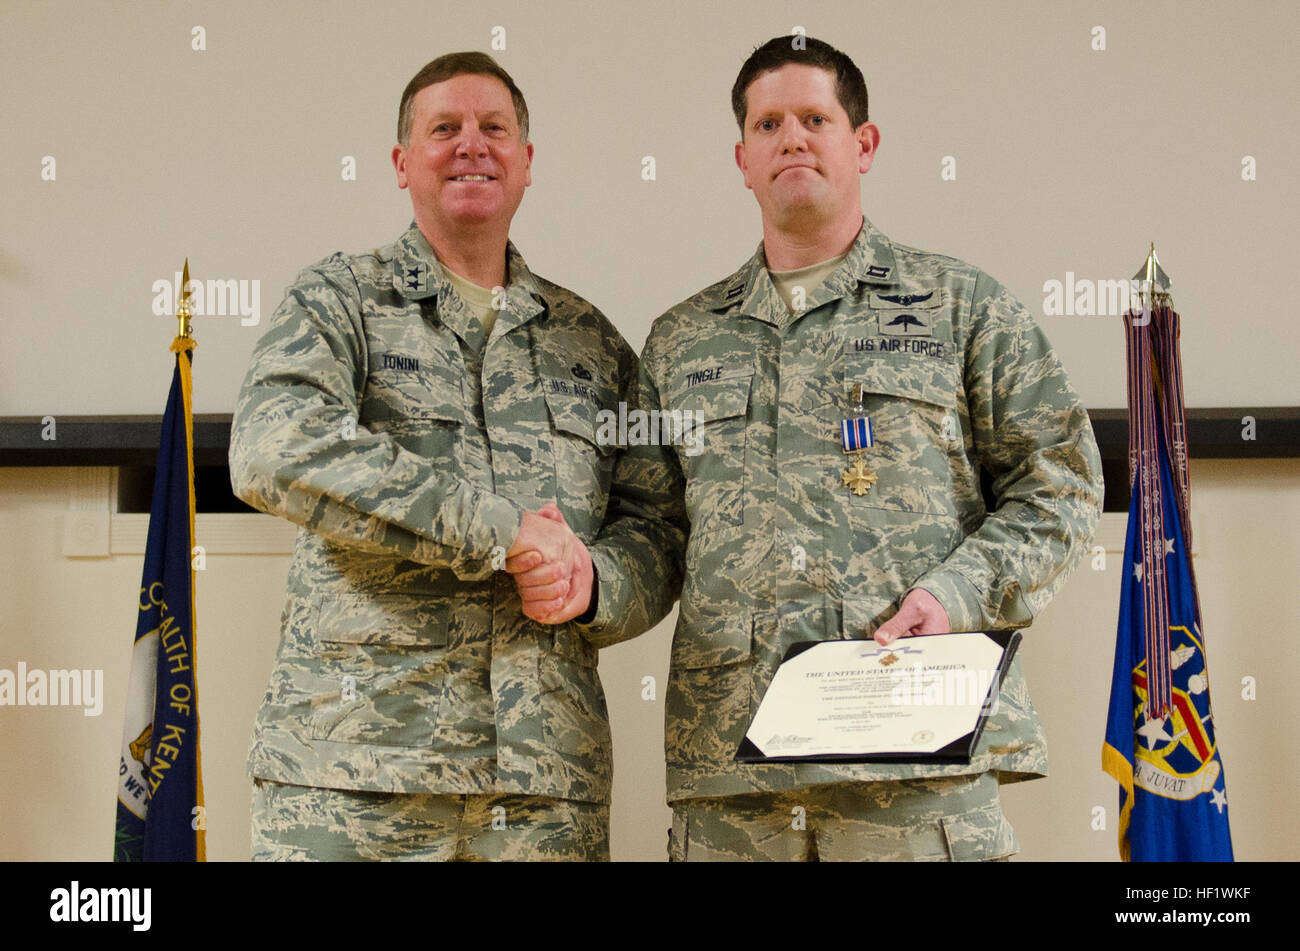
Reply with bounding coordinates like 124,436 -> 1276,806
503,504 -> 594,625
500,503 -> 951,643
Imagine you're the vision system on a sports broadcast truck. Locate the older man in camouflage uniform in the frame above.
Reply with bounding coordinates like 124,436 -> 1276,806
229,52 -> 683,861
632,36 -> 1104,860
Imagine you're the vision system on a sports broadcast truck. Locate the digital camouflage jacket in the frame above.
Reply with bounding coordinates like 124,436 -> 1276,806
230,223 -> 685,804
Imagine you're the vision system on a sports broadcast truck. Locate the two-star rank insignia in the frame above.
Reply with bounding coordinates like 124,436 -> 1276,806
403,264 -> 429,294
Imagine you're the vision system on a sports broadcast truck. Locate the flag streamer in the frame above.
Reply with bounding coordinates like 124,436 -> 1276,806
1103,258 -> 1232,861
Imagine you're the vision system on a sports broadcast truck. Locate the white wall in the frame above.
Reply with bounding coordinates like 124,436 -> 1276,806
3,1 -> 1298,414
0,459 -> 1296,861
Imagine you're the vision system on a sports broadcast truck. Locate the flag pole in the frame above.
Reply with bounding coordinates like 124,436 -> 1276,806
171,260 -> 204,860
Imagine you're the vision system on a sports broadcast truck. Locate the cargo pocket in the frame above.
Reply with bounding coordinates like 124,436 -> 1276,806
940,799 -> 1019,861
842,595 -> 899,641
668,808 -> 688,862
308,593 -> 450,748
663,370 -> 752,528
830,506 -> 963,625
665,614 -> 754,769
539,626 -> 613,794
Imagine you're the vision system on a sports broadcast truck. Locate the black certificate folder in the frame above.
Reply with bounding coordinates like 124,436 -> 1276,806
734,630 -> 1022,765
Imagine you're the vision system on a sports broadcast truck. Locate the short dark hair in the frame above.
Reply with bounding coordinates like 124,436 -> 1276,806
730,36 -> 869,136
397,52 -> 530,146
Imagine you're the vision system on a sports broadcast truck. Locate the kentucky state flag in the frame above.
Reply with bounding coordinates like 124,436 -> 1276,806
114,336 -> 206,861
1102,307 -> 1232,861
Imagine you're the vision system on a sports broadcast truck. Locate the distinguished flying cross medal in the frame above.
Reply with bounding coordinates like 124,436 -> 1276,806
840,383 -> 877,496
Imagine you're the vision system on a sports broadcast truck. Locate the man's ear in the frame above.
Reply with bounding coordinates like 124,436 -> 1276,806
392,144 -> 408,189
523,140 -> 534,188
735,140 -> 753,190
856,122 -> 881,175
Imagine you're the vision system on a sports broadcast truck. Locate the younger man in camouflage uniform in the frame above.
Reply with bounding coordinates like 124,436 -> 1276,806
230,53 -> 683,861
635,36 -> 1104,860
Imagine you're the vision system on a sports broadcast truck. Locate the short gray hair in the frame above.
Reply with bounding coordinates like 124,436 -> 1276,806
397,52 -> 530,146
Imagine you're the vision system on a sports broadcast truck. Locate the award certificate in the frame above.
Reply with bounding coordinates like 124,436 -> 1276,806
735,630 -> 1020,764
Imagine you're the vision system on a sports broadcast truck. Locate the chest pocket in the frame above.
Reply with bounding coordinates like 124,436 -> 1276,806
663,369 -> 753,529
543,385 -> 617,540
361,364 -> 465,473
835,353 -> 962,517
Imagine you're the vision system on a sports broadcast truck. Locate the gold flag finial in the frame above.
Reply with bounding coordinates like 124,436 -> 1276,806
177,258 -> 193,339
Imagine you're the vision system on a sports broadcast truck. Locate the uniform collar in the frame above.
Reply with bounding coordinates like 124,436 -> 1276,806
391,221 -> 545,347
708,214 -> 900,326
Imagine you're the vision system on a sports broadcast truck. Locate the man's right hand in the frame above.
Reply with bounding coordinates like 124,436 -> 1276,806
504,510 -> 576,593
509,505 -> 593,624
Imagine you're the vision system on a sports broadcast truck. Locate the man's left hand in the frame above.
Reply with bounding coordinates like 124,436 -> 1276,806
873,588 -> 950,646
